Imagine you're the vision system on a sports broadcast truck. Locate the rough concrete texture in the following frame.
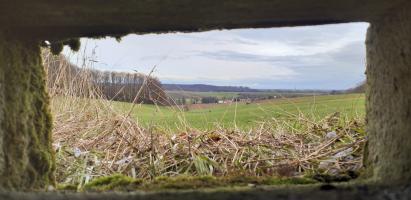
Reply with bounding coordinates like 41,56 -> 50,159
0,0 -> 410,194
0,32 -> 54,190
1,184 -> 411,200
1,0 -> 408,40
365,2 -> 411,184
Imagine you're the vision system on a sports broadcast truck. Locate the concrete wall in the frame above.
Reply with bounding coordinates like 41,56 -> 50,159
0,33 -> 54,190
364,3 -> 411,184
0,0 -> 411,191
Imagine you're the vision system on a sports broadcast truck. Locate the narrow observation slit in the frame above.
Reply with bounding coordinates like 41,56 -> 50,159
46,22 -> 369,191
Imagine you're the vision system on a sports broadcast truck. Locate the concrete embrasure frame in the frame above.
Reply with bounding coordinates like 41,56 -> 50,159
0,0 -> 410,192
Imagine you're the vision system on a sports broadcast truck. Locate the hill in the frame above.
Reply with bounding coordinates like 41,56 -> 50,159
163,84 -> 260,92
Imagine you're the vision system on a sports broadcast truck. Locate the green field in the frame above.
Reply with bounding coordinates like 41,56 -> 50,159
113,93 -> 365,130
166,90 -> 328,100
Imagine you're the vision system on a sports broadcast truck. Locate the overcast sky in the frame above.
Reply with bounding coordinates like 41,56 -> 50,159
64,22 -> 369,90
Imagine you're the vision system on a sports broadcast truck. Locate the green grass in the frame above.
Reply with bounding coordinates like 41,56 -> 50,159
113,93 -> 365,130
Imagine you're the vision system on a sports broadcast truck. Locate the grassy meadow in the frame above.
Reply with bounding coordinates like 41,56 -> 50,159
45,51 -> 367,190
113,93 -> 365,130
52,92 -> 366,189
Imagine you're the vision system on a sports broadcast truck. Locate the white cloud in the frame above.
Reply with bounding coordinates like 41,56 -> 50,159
63,22 -> 369,89
155,59 -> 297,81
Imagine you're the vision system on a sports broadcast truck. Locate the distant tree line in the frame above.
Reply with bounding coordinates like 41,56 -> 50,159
93,71 -> 169,105
44,53 -> 169,105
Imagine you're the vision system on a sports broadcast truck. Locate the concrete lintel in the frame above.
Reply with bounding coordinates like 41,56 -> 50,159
2,0 -> 408,39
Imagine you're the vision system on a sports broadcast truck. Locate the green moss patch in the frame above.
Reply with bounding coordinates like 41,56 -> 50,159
310,171 -> 360,183
80,175 -> 318,192
57,184 -> 78,191
83,174 -> 143,192
142,176 -> 221,190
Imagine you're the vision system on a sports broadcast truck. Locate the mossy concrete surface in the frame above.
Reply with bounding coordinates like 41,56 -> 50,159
1,184 -> 411,200
0,0 -> 411,193
364,2 -> 411,184
80,175 -> 318,192
0,32 -> 54,190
